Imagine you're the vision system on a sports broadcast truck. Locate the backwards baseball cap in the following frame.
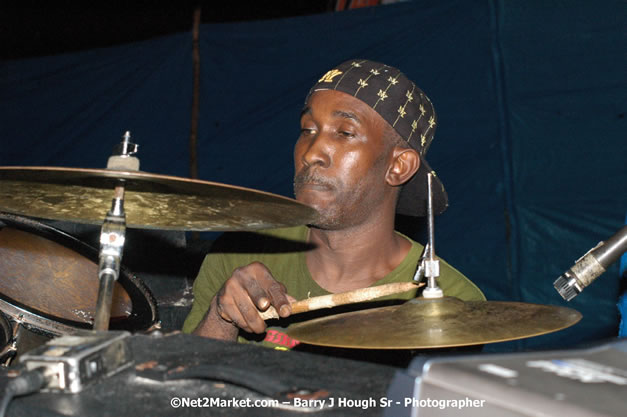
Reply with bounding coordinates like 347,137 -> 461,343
308,59 -> 448,217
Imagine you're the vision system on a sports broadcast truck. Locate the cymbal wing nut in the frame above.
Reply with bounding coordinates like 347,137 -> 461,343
424,259 -> 440,278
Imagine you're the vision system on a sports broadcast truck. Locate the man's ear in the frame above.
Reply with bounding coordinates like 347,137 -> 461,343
386,148 -> 420,186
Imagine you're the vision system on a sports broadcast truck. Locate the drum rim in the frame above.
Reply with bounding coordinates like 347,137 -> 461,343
0,212 -> 159,335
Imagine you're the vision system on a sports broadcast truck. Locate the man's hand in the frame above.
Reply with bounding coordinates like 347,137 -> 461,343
193,262 -> 294,340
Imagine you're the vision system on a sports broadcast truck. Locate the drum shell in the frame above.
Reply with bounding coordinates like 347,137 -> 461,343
0,212 -> 158,342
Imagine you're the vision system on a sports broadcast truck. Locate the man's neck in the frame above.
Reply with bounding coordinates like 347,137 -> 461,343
306,217 -> 411,293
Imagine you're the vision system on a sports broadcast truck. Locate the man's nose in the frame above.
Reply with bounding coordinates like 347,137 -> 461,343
300,132 -> 332,168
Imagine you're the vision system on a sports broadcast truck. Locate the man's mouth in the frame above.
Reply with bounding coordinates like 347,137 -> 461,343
294,171 -> 334,192
298,183 -> 331,191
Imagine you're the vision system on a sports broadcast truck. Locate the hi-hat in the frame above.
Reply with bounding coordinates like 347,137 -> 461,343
286,296 -> 582,349
0,166 -> 318,231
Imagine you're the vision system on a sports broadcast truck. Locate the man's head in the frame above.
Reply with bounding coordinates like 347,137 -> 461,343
296,59 -> 448,222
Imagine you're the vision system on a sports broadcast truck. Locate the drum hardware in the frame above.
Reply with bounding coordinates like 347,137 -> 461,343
0,133 -> 586,353
2,332 -> 397,417
0,342 -> 16,367
0,332 -> 135,417
0,213 -> 158,366
0,312 -> 18,366
94,132 -> 137,331
5,324 -> 51,367
19,331 -> 133,393
286,173 -> 582,349
0,131 -> 317,336
93,193 -> 125,330
0,317 -> 51,368
414,173 -> 443,299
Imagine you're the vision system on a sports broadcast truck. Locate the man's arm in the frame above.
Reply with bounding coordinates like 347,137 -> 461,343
190,261 -> 294,341
192,297 -> 239,340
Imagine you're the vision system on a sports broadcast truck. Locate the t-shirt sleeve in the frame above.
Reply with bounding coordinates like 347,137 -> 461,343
437,257 -> 486,301
181,251 -> 231,333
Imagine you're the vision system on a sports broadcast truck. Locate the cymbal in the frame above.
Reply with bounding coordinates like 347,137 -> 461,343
0,166 -> 318,231
286,297 -> 582,349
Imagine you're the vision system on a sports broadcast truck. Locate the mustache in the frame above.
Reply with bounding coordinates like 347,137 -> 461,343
293,170 -> 336,189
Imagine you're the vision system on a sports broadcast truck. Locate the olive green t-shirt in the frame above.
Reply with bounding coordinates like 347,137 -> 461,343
182,226 -> 484,350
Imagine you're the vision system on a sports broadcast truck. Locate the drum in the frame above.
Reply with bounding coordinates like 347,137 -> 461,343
0,212 -> 158,362
0,311 -> 16,365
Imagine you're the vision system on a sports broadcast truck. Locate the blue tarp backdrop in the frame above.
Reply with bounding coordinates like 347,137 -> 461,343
1,0 -> 626,352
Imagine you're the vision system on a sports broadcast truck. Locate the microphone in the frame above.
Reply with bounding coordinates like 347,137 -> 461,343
554,225 -> 627,301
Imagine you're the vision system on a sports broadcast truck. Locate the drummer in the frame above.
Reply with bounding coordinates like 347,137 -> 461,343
183,60 -> 485,351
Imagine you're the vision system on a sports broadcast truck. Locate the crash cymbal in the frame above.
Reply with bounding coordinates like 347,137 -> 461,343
286,296 -> 582,349
0,166 -> 318,231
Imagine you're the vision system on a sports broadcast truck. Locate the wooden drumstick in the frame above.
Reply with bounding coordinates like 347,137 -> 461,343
259,281 -> 424,320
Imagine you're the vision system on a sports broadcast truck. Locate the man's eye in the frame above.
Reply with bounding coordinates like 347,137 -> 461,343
300,128 -> 315,135
338,131 -> 355,137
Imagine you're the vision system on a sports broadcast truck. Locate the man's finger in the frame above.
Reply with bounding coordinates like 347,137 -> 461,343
265,281 -> 291,317
244,276 -> 271,311
233,292 -> 268,333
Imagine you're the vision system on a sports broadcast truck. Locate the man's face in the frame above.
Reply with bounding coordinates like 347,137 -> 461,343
293,90 -> 392,229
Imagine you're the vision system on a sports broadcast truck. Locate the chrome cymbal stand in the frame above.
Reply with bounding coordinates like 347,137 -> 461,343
93,132 -> 139,331
413,173 -> 443,298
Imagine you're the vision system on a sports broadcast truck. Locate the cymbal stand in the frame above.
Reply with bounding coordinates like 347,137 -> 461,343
413,173 -> 443,298
93,132 -> 139,331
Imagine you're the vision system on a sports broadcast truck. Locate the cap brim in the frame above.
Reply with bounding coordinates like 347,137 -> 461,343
396,155 -> 448,217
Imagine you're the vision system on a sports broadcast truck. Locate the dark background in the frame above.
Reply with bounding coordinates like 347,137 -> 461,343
2,2 -> 335,60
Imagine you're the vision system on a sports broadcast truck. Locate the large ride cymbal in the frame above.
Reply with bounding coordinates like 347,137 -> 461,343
286,297 -> 582,349
0,166 -> 318,231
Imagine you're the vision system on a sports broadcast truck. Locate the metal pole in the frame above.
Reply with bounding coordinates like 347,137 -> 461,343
422,173 -> 443,298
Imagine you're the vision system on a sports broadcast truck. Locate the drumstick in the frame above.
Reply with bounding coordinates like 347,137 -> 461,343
259,281 -> 424,320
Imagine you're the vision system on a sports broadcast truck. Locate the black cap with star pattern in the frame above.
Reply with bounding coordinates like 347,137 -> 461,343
308,59 -> 448,217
